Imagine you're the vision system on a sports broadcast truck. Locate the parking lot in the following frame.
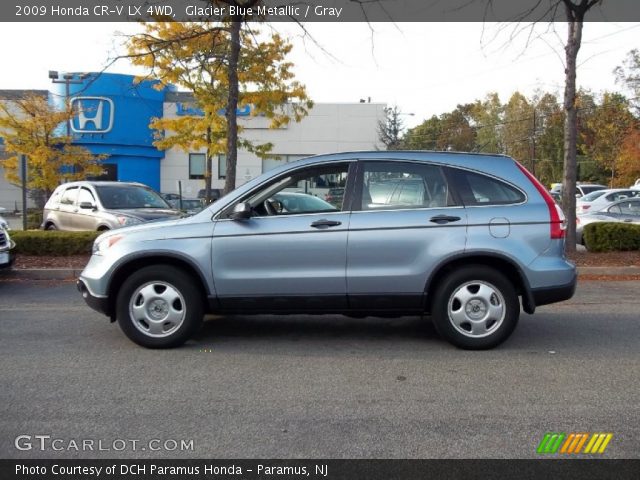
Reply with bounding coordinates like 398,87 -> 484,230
0,278 -> 638,459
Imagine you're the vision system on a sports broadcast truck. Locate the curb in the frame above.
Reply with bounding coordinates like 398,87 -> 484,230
577,266 -> 640,276
3,266 -> 640,281
2,268 -> 84,280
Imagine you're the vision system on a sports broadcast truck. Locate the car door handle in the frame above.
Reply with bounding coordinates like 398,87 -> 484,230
310,219 -> 342,229
429,215 -> 461,224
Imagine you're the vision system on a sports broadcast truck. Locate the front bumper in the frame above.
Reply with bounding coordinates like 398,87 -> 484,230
0,247 -> 15,269
77,278 -> 112,317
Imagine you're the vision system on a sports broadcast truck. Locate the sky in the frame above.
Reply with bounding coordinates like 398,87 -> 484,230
1,21 -> 639,128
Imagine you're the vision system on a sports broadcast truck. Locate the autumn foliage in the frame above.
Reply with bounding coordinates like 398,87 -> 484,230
0,94 -> 105,201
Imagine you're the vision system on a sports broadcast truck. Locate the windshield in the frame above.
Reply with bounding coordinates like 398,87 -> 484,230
95,185 -> 170,209
580,185 -> 605,195
581,190 -> 607,202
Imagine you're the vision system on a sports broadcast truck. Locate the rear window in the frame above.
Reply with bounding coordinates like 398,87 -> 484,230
449,169 -> 525,206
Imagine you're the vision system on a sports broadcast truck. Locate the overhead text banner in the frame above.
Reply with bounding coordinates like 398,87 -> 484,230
3,0 -> 640,22
3,459 -> 640,480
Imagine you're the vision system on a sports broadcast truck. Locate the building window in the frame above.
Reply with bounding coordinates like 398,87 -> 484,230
218,154 -> 227,179
189,153 -> 206,179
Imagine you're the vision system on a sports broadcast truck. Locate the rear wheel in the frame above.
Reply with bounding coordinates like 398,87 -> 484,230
45,223 -> 57,231
116,265 -> 204,348
431,266 -> 519,350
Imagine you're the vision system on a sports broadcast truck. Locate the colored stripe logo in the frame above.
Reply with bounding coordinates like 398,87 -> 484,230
537,433 -> 613,454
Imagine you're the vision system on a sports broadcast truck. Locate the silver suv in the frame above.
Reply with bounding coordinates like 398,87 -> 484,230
43,181 -> 181,231
78,152 -> 576,350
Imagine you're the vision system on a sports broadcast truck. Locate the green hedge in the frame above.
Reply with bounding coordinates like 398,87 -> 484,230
10,230 -> 101,256
583,222 -> 640,252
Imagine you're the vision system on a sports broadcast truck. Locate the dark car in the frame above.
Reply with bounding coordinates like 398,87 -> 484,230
197,188 -> 223,203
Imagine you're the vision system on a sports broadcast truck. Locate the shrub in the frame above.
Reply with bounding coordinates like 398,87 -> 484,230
583,222 -> 640,252
10,230 -> 101,256
26,211 -> 43,230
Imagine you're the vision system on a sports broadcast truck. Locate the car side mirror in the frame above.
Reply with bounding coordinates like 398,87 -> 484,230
575,193 -> 582,199
79,202 -> 96,210
230,202 -> 252,220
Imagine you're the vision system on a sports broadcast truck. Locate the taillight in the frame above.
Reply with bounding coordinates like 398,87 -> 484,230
583,205 -> 590,210
515,162 -> 566,239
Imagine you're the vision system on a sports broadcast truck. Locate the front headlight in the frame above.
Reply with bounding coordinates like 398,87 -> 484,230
116,215 -> 143,227
92,235 -> 123,255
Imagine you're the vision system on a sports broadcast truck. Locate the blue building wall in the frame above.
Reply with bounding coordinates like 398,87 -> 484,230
49,73 -> 169,191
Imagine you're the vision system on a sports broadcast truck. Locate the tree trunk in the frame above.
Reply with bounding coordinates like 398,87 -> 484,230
224,18 -> 241,195
561,8 -> 584,254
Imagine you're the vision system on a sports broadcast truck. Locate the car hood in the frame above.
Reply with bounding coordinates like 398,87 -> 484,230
106,208 -> 182,220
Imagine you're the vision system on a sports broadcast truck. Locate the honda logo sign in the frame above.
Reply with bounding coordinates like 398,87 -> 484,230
70,97 -> 114,134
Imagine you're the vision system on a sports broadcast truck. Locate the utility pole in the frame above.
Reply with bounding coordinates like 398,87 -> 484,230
531,109 -> 537,176
20,154 -> 27,231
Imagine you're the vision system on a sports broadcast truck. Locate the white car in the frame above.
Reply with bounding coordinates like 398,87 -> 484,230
0,225 -> 15,269
630,179 -> 640,189
577,189 -> 640,215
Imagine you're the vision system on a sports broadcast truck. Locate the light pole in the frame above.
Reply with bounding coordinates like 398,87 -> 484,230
48,71 -> 89,175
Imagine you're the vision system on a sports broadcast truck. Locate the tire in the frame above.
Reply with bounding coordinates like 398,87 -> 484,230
431,266 -> 519,350
116,265 -> 204,348
45,223 -> 57,231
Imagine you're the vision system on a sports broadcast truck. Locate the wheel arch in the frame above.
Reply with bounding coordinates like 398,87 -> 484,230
424,253 -> 535,315
106,253 -> 211,319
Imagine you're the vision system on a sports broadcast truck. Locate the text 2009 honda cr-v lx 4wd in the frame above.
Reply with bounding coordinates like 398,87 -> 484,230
77,151 -> 576,350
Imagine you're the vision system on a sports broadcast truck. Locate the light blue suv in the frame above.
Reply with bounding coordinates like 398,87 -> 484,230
78,151 -> 576,350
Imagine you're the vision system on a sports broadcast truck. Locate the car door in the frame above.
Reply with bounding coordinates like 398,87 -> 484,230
346,160 -> 467,311
74,186 -> 99,231
56,186 -> 79,230
211,162 -> 354,311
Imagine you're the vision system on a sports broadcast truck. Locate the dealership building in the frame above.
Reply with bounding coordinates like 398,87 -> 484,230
0,73 -> 385,210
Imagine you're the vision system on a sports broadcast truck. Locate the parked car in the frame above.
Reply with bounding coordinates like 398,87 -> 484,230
576,197 -> 640,245
197,188 -> 223,203
78,151 -> 576,350
324,187 -> 345,208
0,225 -> 15,269
161,193 -> 182,203
167,198 -> 204,216
271,192 -> 336,214
551,183 -> 607,198
42,181 -> 182,231
630,178 -> 640,189
576,188 -> 640,215
0,207 -> 10,231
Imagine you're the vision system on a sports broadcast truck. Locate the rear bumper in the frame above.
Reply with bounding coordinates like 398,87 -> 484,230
531,274 -> 577,307
77,279 -> 112,317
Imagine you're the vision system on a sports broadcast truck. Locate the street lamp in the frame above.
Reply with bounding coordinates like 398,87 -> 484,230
48,71 -> 90,138
48,71 -> 90,175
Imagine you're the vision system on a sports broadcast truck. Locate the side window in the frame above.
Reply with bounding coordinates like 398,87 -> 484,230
359,162 -> 453,211
607,204 -> 622,214
450,169 -> 525,206
77,188 -> 96,206
241,163 -> 349,217
619,201 -> 640,214
60,187 -> 79,206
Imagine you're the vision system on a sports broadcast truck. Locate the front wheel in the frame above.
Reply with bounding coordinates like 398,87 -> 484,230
116,265 -> 204,348
431,266 -> 519,350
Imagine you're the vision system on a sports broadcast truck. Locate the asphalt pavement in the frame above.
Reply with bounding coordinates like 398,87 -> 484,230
0,278 -> 638,459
